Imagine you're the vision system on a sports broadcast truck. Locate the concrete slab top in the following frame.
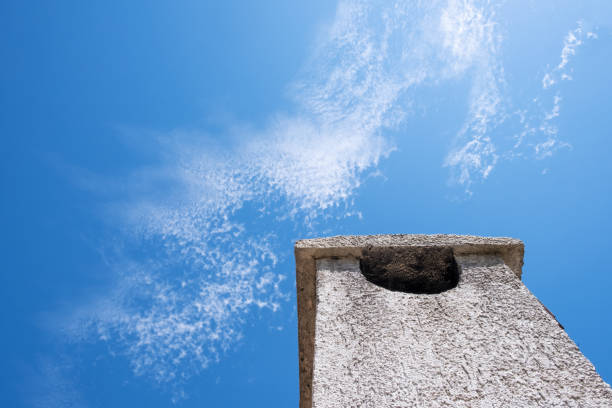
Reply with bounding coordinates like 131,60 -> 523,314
295,233 -> 523,249
295,234 -> 524,277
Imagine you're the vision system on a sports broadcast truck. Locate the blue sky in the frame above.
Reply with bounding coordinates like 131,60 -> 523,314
2,1 -> 612,406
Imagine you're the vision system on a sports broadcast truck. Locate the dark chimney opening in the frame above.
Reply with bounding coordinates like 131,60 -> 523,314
359,246 -> 459,294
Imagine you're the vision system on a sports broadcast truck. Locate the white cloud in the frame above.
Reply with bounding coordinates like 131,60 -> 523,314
439,0 -> 498,75
440,0 -> 504,192
62,0 -> 595,396
558,26 -> 583,70
446,18 -> 598,190
543,21 -> 594,88
514,21 -> 597,160
67,0 -> 489,388
542,73 -> 555,89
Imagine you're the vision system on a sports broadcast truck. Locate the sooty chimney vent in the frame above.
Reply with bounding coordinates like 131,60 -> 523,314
360,246 -> 459,294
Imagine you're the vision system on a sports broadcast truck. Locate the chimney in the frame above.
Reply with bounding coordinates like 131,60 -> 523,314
295,234 -> 612,407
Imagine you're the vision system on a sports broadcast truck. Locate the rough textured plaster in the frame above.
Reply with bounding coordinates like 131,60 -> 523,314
295,234 -> 524,408
312,256 -> 612,407
294,235 -> 612,407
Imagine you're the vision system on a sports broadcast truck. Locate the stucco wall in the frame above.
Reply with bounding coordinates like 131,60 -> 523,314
295,235 -> 612,407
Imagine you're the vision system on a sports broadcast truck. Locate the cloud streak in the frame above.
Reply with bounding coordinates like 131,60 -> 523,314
58,1 -> 596,400
515,21 -> 597,161
441,0 -> 504,189
447,18 -> 597,191
543,21 -> 596,89
64,0 -> 502,391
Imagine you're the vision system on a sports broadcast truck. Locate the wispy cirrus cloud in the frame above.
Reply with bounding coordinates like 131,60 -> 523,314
446,17 -> 598,191
441,0 -> 504,189
543,21 -> 598,89
57,0 -> 596,401
512,21 -> 597,162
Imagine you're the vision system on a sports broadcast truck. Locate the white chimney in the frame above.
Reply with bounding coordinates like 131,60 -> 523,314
295,234 -> 612,407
